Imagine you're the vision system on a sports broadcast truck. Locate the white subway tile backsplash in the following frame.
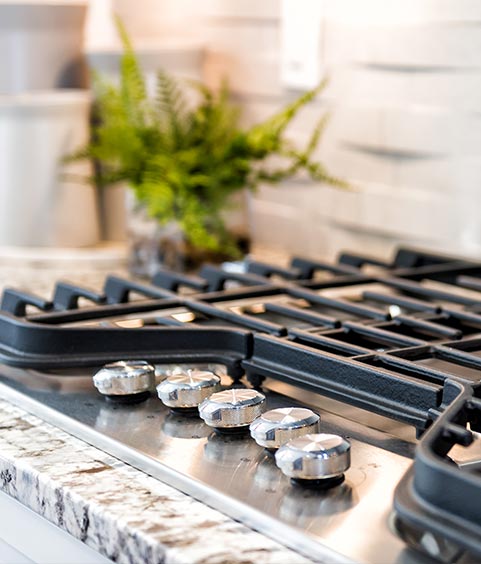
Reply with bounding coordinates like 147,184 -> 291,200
115,0 -> 481,258
198,0 -> 280,21
325,22 -> 481,68
323,106 -> 481,156
199,22 -> 279,56
328,67 -> 481,113
325,0 -> 481,26
204,52 -> 281,96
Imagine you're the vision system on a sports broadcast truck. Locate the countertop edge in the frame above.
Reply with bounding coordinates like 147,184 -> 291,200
0,398 -> 314,564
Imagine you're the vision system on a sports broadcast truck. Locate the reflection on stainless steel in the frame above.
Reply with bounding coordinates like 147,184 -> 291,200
161,412 -> 212,440
446,433 -> 481,470
266,379 -> 417,448
113,318 -> 145,328
416,357 -> 481,381
279,481 -> 356,524
2,366 -> 91,393
389,305 -> 403,318
252,451 -> 285,490
0,366 -> 416,563
419,280 -> 481,300
95,402 -> 149,436
203,433 -> 255,466
392,515 -> 465,563
171,311 -> 196,323
319,283 -> 396,301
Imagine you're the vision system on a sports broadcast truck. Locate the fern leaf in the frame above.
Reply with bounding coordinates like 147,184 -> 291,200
155,71 -> 191,148
305,113 -> 330,157
114,15 -> 147,123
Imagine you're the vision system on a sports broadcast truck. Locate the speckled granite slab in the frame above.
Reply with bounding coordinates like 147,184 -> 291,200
0,399 -> 313,564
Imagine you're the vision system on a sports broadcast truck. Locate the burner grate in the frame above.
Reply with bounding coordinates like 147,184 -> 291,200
1,247 -> 481,430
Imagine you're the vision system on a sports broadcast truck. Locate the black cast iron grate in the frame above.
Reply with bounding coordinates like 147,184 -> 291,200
1,245 -> 481,558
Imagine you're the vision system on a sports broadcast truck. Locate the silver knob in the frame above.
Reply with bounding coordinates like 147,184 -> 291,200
156,369 -> 221,410
249,407 -> 320,450
198,388 -> 266,433
93,360 -> 155,402
154,363 -> 225,385
154,364 -> 183,385
275,433 -> 350,487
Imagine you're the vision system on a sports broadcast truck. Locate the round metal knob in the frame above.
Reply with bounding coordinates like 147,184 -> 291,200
249,407 -> 320,450
154,364 -> 183,385
198,388 -> 266,433
93,360 -> 155,403
275,433 -> 351,488
155,364 -> 225,385
156,369 -> 221,412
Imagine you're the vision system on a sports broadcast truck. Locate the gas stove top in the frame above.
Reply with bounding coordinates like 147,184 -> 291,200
1,247 -> 481,563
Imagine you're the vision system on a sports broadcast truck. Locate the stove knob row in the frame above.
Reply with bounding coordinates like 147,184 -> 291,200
249,407 -> 320,451
93,360 -> 155,403
92,362 -> 350,490
198,388 -> 266,434
157,369 -> 221,413
275,433 -> 351,487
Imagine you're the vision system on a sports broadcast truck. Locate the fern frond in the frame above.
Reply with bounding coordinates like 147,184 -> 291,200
114,15 -> 147,124
305,113 -> 330,157
156,71 -> 191,148
247,78 -> 328,152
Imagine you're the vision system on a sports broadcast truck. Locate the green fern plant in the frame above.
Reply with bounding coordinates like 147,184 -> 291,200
70,19 -> 347,257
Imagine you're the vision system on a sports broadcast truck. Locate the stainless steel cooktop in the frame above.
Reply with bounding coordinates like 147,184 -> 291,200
2,247 -> 481,563
0,363 -> 418,564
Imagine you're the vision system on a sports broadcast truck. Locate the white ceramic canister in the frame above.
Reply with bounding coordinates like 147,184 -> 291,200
0,1 -> 88,94
0,90 -> 100,247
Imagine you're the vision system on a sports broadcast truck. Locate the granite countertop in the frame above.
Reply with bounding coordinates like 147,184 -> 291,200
0,400 -> 311,564
0,246 -> 313,564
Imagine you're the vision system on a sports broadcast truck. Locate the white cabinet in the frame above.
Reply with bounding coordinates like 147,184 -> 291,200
0,491 -> 110,564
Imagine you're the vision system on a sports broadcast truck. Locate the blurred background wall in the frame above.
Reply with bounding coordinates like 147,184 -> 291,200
95,0 -> 481,261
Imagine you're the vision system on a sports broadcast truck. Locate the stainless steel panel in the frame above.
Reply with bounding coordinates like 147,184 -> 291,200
0,364 -> 422,563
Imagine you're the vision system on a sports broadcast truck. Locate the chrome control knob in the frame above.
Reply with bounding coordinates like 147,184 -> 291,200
198,388 -> 266,433
93,360 -> 155,403
275,433 -> 350,488
249,407 -> 320,450
156,369 -> 221,412
154,364 -> 184,385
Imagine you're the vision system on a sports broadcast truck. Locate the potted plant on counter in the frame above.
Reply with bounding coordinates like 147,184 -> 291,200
70,21 -> 347,275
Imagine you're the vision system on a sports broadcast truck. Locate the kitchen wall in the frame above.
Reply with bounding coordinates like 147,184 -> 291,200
108,0 -> 481,260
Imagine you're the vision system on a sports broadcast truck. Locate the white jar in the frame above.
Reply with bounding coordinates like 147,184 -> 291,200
0,1 -> 88,93
0,90 -> 100,247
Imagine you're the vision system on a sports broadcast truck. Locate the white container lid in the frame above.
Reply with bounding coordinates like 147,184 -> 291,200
0,90 -> 91,113
0,1 -> 87,5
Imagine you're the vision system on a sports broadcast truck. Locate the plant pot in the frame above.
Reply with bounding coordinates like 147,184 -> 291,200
0,90 -> 100,247
126,193 -> 250,277
0,2 -> 88,93
100,182 -> 128,241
